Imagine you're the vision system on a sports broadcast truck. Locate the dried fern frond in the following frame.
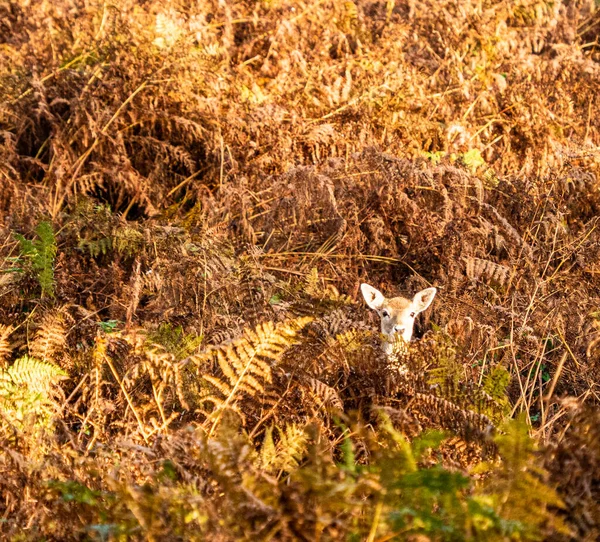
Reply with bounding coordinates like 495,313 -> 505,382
0,324 -> 13,367
304,377 -> 343,411
304,267 -> 321,298
387,335 -> 411,374
478,202 -> 533,260
464,257 -> 511,287
195,317 -> 313,429
260,423 -> 308,475
317,309 -> 368,339
411,391 -> 495,446
30,308 -> 70,366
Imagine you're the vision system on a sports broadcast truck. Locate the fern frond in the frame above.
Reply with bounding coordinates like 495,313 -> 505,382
14,220 -> 57,297
1,355 -> 67,394
197,317 -> 312,430
305,377 -> 343,411
464,257 -> 511,287
0,356 -> 67,437
148,323 -> 203,360
202,373 -> 233,397
478,416 -> 569,537
277,424 -> 308,473
0,324 -> 13,367
112,225 -> 144,257
333,329 -> 363,351
387,334 -> 410,373
259,426 -> 277,472
259,423 -> 308,475
33,221 -> 57,297
482,365 -> 511,421
411,391 -> 495,445
30,309 -> 69,365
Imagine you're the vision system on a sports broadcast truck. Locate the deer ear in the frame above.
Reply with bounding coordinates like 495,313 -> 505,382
412,287 -> 437,312
361,283 -> 385,311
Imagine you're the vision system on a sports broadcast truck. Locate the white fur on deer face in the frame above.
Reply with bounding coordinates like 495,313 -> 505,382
360,283 -> 437,354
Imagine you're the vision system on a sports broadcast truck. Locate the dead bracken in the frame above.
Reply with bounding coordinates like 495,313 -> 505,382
1,0 -> 599,540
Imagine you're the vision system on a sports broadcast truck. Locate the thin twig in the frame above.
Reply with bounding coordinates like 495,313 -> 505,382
103,352 -> 149,442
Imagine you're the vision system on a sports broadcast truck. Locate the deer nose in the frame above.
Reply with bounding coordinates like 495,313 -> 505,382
394,325 -> 405,334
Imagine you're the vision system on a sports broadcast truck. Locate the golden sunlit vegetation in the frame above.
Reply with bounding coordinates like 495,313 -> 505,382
1,0 -> 600,539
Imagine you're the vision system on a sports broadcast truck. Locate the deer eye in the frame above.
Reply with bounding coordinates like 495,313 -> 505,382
382,310 -> 390,318
410,312 -> 415,318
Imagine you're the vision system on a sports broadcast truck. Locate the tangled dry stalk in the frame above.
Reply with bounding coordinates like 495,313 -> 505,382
1,0 -> 600,540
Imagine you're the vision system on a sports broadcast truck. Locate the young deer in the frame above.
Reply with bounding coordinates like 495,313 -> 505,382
361,283 -> 437,354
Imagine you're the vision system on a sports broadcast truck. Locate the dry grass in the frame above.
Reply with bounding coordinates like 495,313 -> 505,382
1,0 -> 599,540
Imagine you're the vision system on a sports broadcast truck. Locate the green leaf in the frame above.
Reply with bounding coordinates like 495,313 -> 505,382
269,293 -> 282,305
461,148 -> 486,172
98,319 -> 120,333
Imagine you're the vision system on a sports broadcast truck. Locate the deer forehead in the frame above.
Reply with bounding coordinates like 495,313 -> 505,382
383,297 -> 413,312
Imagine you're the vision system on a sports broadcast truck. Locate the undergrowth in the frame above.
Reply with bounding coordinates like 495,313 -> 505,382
1,0 -> 599,540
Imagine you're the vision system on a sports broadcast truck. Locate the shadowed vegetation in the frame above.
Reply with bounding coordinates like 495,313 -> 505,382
1,0 -> 599,539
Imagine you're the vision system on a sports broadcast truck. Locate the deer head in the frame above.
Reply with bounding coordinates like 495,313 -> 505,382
361,283 -> 437,353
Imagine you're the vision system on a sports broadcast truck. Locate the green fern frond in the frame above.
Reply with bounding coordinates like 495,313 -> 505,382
259,426 -> 277,471
477,416 -> 570,539
376,411 -> 419,473
426,338 -> 461,391
277,424 -> 308,473
482,365 -> 511,419
148,323 -> 203,360
14,221 -> 57,298
78,236 -> 112,257
483,365 -> 511,401
1,355 -> 67,394
0,356 -> 67,435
